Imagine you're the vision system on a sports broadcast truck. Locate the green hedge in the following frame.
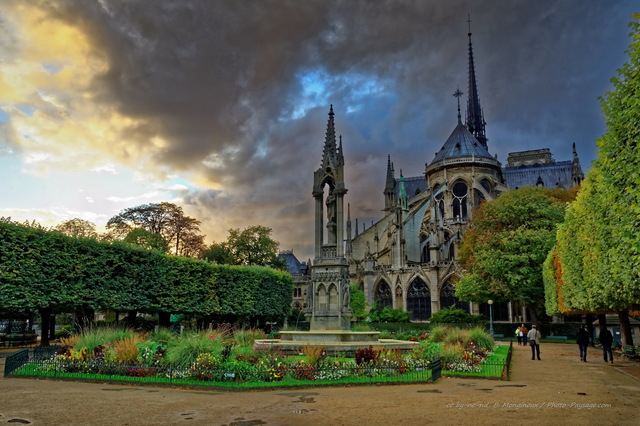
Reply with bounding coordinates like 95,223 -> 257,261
0,222 -> 293,322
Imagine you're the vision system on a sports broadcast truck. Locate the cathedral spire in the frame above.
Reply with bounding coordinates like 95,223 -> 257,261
322,105 -> 338,169
571,142 -> 584,186
384,155 -> 396,212
465,15 -> 488,149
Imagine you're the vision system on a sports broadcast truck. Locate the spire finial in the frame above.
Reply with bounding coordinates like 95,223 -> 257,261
465,15 -> 488,148
453,87 -> 463,124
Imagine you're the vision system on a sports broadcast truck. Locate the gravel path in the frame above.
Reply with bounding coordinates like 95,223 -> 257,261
1,343 -> 639,425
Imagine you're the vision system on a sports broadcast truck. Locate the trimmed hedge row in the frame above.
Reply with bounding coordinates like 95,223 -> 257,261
0,222 -> 293,322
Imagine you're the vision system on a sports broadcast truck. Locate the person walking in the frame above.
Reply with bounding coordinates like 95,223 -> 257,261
576,324 -> 590,362
521,324 -> 529,346
516,326 -> 522,346
599,327 -> 614,364
527,325 -> 542,360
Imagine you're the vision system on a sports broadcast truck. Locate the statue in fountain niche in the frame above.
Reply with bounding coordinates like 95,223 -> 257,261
326,188 -> 338,246
326,188 -> 336,224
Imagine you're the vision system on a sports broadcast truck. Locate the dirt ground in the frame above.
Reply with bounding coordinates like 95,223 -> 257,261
1,342 -> 639,425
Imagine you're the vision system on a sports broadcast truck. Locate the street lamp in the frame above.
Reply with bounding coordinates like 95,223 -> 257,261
488,299 -> 494,337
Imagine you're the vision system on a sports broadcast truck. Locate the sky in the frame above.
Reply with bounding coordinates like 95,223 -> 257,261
0,0 -> 637,262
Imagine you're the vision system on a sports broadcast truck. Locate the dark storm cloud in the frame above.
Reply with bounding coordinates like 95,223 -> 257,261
39,0 -> 637,258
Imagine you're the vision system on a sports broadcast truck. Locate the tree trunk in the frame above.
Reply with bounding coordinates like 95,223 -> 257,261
48,315 -> 56,341
126,310 -> 137,328
158,312 -> 171,328
74,305 -> 95,331
597,313 -> 608,332
39,308 -> 51,346
619,310 -> 634,346
585,313 -> 595,345
526,306 -> 538,326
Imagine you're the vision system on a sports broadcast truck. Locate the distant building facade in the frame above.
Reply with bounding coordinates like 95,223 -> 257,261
278,250 -> 311,311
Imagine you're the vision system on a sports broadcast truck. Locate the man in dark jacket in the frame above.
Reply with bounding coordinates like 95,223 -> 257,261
576,325 -> 590,362
599,327 -> 614,364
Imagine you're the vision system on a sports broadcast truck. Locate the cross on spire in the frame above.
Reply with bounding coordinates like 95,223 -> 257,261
453,87 -> 464,124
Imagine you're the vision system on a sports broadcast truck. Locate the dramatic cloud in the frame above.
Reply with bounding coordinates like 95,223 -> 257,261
0,0 -> 636,259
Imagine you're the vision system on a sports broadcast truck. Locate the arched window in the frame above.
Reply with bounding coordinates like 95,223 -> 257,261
435,192 -> 445,219
480,178 -> 492,195
440,282 -> 470,312
407,278 -> 431,321
452,181 -> 468,219
374,281 -> 393,309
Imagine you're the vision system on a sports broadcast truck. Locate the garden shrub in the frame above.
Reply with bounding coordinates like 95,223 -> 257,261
165,331 -> 224,366
428,307 -> 484,324
301,345 -> 326,365
355,345 -> 380,365
368,305 -> 411,323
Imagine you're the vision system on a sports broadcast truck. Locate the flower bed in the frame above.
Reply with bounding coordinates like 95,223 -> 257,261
8,325 -> 508,388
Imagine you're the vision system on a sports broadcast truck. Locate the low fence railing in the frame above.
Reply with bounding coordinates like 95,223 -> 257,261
4,346 -> 61,377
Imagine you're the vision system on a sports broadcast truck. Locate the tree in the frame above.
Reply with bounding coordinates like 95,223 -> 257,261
55,218 -> 98,239
204,225 -> 285,269
455,186 -> 575,323
546,16 -> 640,345
123,228 -> 169,253
107,202 -> 204,257
350,283 -> 367,321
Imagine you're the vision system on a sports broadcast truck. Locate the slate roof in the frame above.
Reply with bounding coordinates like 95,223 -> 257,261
431,122 -> 494,164
503,161 -> 574,189
278,251 -> 309,275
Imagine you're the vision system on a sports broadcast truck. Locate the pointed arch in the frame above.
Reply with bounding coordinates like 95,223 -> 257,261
373,279 -> 392,309
439,280 -> 470,313
328,283 -> 338,310
317,284 -> 327,311
407,277 -> 431,321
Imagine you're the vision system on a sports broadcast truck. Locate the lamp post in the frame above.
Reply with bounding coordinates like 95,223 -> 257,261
488,299 -> 494,337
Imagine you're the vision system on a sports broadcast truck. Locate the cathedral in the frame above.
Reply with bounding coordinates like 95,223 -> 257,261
284,26 -> 584,324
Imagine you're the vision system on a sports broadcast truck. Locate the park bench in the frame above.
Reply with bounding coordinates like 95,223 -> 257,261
623,345 -> 640,360
0,333 -> 38,347
546,336 -> 568,341
492,334 -> 504,338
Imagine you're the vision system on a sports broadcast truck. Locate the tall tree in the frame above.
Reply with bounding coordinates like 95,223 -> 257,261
107,202 -> 204,257
455,186 -> 575,322
204,225 -> 285,269
547,16 -> 640,345
123,228 -> 170,253
55,218 -> 98,239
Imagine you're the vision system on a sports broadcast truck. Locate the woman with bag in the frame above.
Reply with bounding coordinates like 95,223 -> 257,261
527,324 -> 542,360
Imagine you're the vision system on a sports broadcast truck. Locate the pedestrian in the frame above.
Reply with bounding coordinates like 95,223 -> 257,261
527,325 -> 541,360
516,326 -> 522,346
576,324 -> 590,362
598,327 -> 614,364
520,324 -> 529,346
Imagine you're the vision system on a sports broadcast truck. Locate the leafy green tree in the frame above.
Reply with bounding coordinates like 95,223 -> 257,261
107,202 -> 204,257
123,228 -> 170,253
55,218 -> 98,239
205,225 -> 285,269
350,283 -> 367,321
547,16 -> 640,345
455,186 -> 575,323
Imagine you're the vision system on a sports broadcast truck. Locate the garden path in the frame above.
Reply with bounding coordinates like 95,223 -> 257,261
1,343 -> 639,425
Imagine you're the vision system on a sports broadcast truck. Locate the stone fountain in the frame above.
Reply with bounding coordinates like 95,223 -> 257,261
255,106 -> 416,355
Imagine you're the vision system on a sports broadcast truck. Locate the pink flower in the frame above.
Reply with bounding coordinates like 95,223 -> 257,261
209,335 -> 215,339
